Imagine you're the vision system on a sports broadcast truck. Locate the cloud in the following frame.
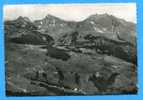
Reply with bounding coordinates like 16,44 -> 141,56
4,3 -> 136,23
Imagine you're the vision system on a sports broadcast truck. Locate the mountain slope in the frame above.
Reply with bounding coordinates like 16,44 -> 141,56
76,14 -> 136,44
5,16 -> 38,38
34,14 -> 74,40
33,14 -> 136,46
5,16 -> 54,45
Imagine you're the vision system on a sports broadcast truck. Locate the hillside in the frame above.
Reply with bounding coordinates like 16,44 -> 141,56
5,14 -> 137,96
34,14 -> 136,45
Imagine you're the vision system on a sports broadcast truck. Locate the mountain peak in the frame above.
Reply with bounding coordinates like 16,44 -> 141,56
16,16 -> 31,22
45,14 -> 60,20
88,13 -> 114,19
44,14 -> 66,23
46,14 -> 55,18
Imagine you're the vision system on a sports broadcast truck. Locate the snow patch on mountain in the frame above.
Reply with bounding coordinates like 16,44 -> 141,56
93,27 -> 104,33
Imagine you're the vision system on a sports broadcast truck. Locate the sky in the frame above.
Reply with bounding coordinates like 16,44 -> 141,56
4,3 -> 136,23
